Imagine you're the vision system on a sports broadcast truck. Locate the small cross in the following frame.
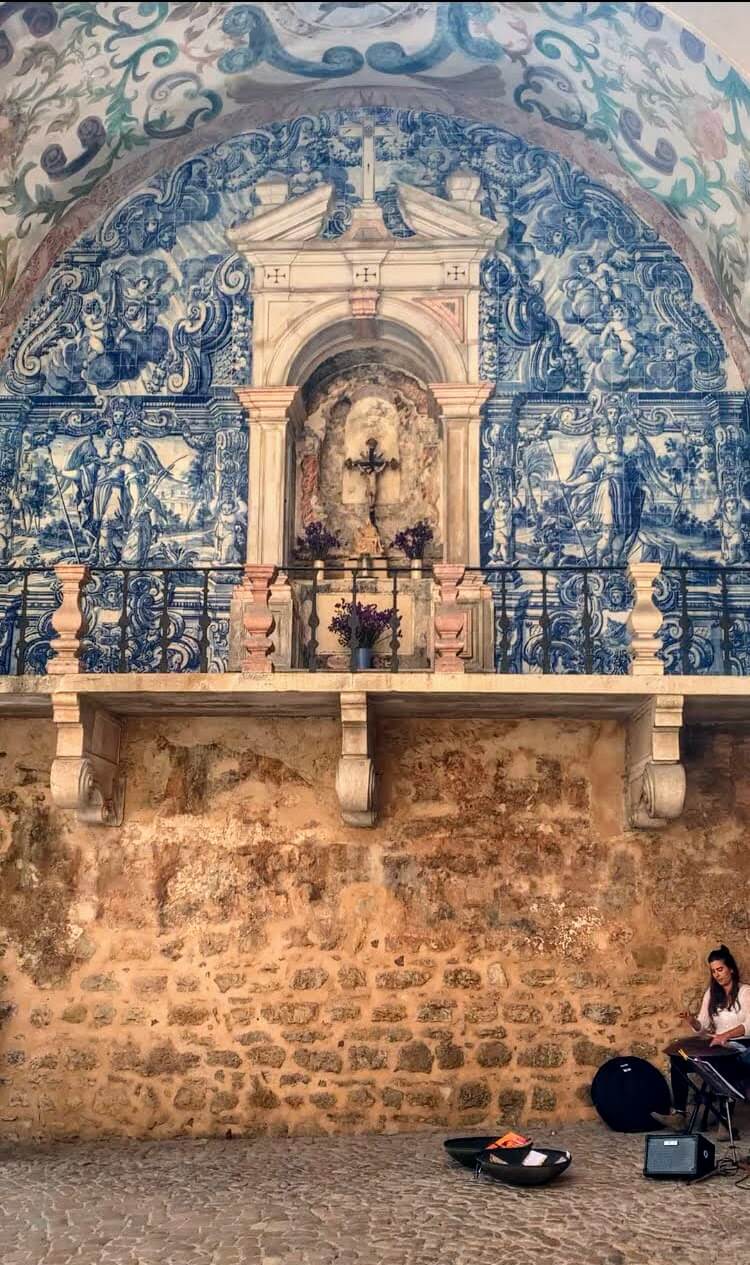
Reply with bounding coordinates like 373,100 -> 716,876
447,264 -> 465,282
357,266 -> 376,283
266,266 -> 286,284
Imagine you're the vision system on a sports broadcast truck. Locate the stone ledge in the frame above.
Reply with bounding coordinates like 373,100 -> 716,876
2,671 -> 750,720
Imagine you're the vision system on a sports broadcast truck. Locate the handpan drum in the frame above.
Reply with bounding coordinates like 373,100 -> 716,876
664,1035 -> 735,1058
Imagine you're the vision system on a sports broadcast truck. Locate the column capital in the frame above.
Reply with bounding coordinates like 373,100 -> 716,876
429,382 -> 493,419
235,386 -> 304,426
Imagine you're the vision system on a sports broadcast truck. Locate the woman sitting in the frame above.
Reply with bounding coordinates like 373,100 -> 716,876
653,944 -> 750,1135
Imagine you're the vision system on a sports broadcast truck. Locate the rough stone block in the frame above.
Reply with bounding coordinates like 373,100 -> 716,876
517,1043 -> 565,1069
294,1049 -> 342,1074
291,968 -> 329,990
443,968 -> 481,990
248,1080 -> 280,1110
206,1050 -> 242,1068
80,974 -> 118,992
372,1003 -> 407,1022
417,1001 -> 455,1022
244,1045 -> 286,1068
261,1002 -> 319,1025
436,1043 -> 464,1070
454,1081 -> 491,1110
573,1038 -> 612,1067
532,1086 -> 557,1112
310,1092 -> 337,1109
476,1040 -> 512,1068
497,1088 -> 527,1119
168,1004 -> 210,1027
214,972 -> 247,994
396,1041 -> 434,1073
503,1005 -> 543,1025
173,1081 -> 207,1111
582,1003 -> 622,1026
349,1045 -> 387,1071
338,966 -> 366,990
375,969 -> 431,990
60,1004 -> 87,1024
133,975 -> 168,997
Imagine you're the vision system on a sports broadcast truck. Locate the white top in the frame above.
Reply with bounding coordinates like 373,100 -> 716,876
697,983 -> 750,1036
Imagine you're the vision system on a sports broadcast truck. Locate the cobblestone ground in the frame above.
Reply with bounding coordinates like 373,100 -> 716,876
2,1122 -> 750,1265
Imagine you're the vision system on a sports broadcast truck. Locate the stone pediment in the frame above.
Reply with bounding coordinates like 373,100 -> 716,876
229,176 -> 504,252
395,183 -> 502,247
229,182 -> 334,247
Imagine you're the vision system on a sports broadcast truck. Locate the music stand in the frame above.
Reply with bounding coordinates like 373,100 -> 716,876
684,1055 -> 747,1166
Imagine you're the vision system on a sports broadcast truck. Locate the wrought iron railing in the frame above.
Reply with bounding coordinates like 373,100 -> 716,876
0,567 -> 59,675
655,566 -> 750,676
287,561 -> 421,673
80,565 -> 243,673
1,561 -> 750,677
471,565 -> 632,675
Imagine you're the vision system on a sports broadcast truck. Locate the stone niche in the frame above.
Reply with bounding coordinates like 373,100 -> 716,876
296,357 -> 442,562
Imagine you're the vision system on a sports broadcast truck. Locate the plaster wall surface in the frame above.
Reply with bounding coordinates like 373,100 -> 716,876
1,713 -> 748,1140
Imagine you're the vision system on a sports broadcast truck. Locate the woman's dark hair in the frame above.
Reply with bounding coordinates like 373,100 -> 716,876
707,945 -> 741,1017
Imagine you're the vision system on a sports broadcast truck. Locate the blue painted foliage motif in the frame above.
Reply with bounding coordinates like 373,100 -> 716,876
0,104 -> 741,675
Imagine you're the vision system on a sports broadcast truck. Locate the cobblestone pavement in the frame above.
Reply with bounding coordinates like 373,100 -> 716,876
2,1122 -> 750,1265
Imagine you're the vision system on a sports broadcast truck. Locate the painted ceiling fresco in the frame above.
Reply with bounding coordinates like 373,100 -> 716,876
1,2 -> 750,359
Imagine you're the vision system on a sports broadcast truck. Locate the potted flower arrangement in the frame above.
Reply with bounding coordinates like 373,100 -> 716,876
329,599 -> 396,670
296,520 -> 340,577
391,520 -> 434,575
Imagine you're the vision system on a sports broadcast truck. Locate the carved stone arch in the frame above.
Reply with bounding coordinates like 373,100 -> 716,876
281,309 -> 453,390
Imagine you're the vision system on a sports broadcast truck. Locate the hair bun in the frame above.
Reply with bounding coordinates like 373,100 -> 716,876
720,944 -> 730,953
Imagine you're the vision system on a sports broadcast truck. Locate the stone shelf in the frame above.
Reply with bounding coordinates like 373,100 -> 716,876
2,671 -> 747,832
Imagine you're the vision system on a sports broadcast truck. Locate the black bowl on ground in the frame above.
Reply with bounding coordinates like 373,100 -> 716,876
444,1136 -> 532,1169
477,1146 -> 572,1187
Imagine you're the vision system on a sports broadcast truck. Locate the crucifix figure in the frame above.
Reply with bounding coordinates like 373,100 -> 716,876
345,436 -> 399,526
345,435 -> 399,557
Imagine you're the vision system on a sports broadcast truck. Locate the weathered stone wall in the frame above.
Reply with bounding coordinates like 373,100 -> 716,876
1,714 -> 748,1141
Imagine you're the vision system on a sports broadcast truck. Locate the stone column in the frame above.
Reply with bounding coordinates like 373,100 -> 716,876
430,383 -> 492,565
48,564 -> 89,676
433,564 -> 467,673
627,562 -> 664,677
240,564 -> 277,673
235,386 -> 304,565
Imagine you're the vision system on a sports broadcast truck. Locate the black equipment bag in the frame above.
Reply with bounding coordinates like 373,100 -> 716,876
591,1055 -> 671,1132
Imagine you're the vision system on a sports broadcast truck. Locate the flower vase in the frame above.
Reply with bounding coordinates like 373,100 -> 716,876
313,558 -> 326,581
410,558 -> 423,578
353,646 -> 374,670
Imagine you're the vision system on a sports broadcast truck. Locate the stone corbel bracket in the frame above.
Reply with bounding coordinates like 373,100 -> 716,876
627,695 -> 686,829
50,693 -> 125,826
336,691 -> 376,827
